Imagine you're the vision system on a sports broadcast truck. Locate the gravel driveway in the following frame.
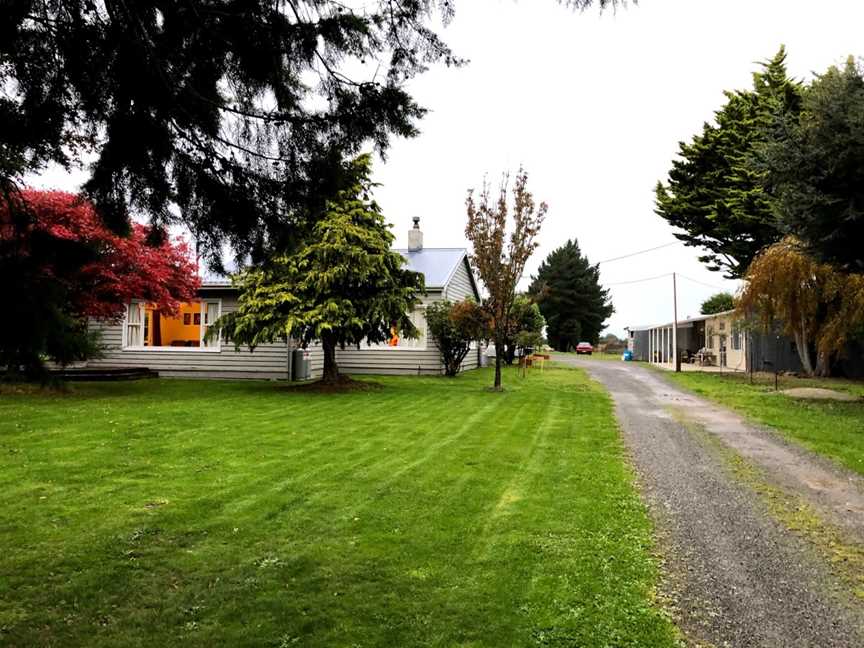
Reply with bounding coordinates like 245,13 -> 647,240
557,355 -> 864,648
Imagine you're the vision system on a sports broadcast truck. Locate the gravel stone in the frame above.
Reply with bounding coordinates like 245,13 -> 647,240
557,356 -> 864,648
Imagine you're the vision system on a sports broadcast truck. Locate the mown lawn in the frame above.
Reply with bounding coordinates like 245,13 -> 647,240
661,371 -> 864,476
0,367 -> 678,647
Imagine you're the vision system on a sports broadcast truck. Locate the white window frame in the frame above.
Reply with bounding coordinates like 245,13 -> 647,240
124,302 -> 145,348
122,299 -> 222,352
361,307 -> 428,351
731,329 -> 742,351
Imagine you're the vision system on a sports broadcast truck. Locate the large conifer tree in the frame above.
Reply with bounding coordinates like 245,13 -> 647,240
762,57 -> 864,273
2,0 -> 618,262
529,240 -> 613,351
655,47 -> 802,278
209,156 -> 423,384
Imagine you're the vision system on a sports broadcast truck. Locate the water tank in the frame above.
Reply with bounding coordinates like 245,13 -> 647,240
292,348 -> 311,381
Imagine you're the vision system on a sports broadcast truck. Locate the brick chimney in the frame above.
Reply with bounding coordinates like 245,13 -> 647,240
408,216 -> 423,251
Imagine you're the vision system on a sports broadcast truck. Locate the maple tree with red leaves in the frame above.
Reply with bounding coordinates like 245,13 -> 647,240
1,190 -> 200,379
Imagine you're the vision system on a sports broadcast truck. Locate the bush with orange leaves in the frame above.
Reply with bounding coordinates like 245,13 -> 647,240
738,237 -> 864,376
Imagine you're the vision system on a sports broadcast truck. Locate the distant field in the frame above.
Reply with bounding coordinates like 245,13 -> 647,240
0,367 -> 678,647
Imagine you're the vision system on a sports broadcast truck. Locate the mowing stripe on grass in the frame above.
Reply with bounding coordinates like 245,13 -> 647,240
0,367 -> 679,647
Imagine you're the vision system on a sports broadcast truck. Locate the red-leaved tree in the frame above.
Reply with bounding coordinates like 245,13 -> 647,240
2,190 -> 200,378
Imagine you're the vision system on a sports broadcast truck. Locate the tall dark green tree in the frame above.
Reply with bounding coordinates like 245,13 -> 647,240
655,47 -> 802,278
761,57 -> 864,273
1,0 -> 463,261
529,240 -> 613,351
2,0 -> 619,263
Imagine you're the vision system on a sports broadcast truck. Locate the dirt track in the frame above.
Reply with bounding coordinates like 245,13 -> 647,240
558,356 -> 864,648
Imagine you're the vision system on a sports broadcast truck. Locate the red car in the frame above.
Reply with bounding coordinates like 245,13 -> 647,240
575,342 -> 593,355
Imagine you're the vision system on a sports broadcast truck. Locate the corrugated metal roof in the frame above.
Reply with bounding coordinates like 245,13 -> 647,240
626,309 -> 736,332
200,248 -> 472,291
199,259 -> 237,287
395,248 -> 469,289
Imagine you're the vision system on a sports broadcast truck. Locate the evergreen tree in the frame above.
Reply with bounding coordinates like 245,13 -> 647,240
210,156 -> 423,385
762,57 -> 864,272
700,292 -> 735,315
2,1 -> 617,262
1,1 -> 459,259
655,47 -> 802,278
529,240 -> 613,351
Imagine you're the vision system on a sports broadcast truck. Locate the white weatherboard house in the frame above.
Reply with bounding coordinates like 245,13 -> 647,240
86,219 -> 482,379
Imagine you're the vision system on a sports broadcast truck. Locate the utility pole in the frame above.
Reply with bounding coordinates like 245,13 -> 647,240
673,272 -> 680,372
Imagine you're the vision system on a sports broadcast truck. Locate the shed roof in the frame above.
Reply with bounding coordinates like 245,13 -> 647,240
626,309 -> 736,332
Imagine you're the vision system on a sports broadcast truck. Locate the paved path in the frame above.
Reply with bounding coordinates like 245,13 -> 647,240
556,355 -> 864,648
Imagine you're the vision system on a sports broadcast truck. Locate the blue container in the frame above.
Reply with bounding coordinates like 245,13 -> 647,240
622,350 -> 633,362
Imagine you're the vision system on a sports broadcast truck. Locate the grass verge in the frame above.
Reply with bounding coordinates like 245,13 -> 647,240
0,367 -> 679,647
659,370 -> 864,477
670,409 -> 864,603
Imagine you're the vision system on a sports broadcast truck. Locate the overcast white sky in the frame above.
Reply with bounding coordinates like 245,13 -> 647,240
26,0 -> 864,335
375,0 -> 864,335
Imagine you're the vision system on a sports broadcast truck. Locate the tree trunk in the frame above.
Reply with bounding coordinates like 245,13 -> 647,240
446,346 -> 469,377
321,334 -> 340,384
504,341 -> 516,365
493,334 -> 503,391
815,349 -> 832,377
793,330 -> 814,377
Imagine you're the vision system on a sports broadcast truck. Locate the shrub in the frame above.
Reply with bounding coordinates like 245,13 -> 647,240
426,300 -> 489,377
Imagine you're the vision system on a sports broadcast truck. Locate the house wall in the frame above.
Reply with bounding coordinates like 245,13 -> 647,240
88,290 -> 324,380
444,257 -> 482,371
334,258 -> 482,376
748,330 -> 803,374
335,292 -> 446,376
88,254 -> 483,379
444,257 -> 477,302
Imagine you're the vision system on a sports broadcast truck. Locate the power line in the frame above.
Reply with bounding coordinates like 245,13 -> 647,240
677,274 -> 734,292
596,241 -> 679,265
605,272 -> 672,286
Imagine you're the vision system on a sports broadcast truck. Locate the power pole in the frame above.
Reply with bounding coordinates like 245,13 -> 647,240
673,272 -> 680,372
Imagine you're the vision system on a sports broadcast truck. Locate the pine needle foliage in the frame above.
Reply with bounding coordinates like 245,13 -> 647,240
2,0 -> 621,264
761,57 -> 864,272
529,239 -> 613,351
210,155 -> 423,383
655,47 -> 802,278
